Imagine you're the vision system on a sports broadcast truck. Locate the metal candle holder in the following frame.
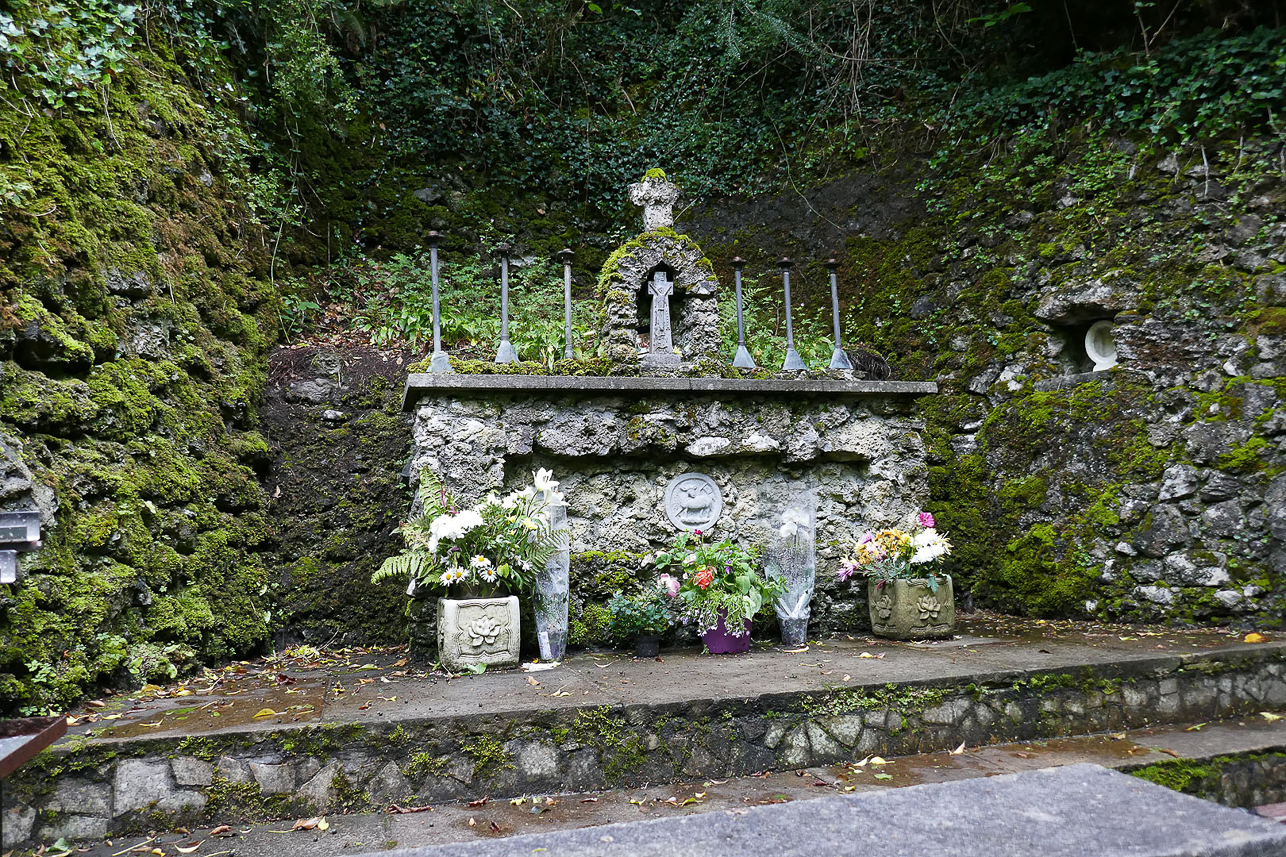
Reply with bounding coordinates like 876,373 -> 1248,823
557,248 -> 574,360
494,242 -> 518,364
779,257 -> 806,371
731,257 -> 755,369
426,231 -> 453,374
825,258 -> 853,370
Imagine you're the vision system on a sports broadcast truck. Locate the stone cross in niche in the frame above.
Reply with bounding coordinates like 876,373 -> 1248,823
644,269 -> 680,365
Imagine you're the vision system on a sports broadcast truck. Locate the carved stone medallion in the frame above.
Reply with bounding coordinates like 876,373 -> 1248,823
664,472 -> 723,532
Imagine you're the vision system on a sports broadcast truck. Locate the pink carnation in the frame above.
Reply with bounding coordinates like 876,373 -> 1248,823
918,512 -> 936,529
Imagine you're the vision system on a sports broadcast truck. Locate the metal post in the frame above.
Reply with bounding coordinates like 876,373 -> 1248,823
731,257 -> 755,369
780,257 -> 806,370
826,258 -> 853,370
557,248 -> 574,360
427,230 -> 452,374
495,242 -> 518,364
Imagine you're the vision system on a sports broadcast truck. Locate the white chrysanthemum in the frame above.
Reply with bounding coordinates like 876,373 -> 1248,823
469,555 -> 492,570
479,565 -> 499,583
910,529 -> 952,564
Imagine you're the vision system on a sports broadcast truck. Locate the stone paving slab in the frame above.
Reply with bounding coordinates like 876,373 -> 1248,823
375,764 -> 1286,857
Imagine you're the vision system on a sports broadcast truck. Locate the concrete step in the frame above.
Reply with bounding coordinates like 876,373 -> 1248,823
57,715 -> 1286,857
5,621 -> 1283,852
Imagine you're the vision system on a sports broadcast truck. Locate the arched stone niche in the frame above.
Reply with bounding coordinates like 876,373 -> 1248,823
596,229 -> 720,365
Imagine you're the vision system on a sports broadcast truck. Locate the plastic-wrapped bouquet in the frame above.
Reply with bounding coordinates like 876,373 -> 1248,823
373,468 -> 567,596
838,512 -> 952,592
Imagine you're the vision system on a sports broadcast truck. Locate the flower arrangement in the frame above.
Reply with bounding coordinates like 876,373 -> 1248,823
652,530 -> 784,637
373,468 -> 567,595
837,511 -> 953,592
607,582 -> 673,639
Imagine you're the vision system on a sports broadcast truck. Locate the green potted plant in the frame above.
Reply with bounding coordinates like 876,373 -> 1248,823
838,512 -> 954,640
653,530 -> 784,654
607,584 -> 673,658
372,469 -> 567,669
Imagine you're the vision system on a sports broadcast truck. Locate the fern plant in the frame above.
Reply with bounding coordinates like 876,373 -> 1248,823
373,468 -> 567,597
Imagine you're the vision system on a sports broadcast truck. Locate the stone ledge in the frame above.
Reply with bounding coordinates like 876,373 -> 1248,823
402,373 -> 939,410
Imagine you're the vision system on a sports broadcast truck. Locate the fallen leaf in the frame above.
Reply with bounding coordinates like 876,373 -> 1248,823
468,797 -> 489,807
526,677 -> 541,687
490,821 -> 501,832
292,817 -> 322,830
873,773 -> 893,781
209,826 -> 232,837
1110,733 -> 1127,740
869,757 -> 890,766
681,798 -> 700,806
949,741 -> 966,755
852,755 -> 871,767
176,842 -> 202,854
581,797 -> 598,803
88,699 -> 107,708
1261,712 -> 1282,722
253,708 -> 280,718
510,798 -> 526,806
1186,723 -> 1206,732
1245,633 -> 1266,643
783,646 -> 809,653
841,674 -> 851,681
694,792 -> 705,798
1015,752 -> 1036,759
468,818 -> 476,827
318,818 -> 329,831
1159,748 -> 1181,758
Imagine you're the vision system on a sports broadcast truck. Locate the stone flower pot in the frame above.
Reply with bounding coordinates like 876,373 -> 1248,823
437,596 -> 521,671
867,576 -> 954,640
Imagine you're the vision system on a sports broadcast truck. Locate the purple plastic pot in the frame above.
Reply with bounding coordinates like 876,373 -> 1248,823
701,611 -> 753,654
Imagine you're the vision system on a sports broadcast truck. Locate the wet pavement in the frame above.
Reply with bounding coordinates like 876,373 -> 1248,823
67,715 -> 1286,857
61,613 -> 1279,747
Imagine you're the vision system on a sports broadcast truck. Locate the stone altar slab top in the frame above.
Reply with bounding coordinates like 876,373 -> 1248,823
402,373 -> 939,410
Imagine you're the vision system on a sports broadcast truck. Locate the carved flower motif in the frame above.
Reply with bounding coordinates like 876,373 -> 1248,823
466,616 -> 503,648
917,595 -> 942,621
874,594 -> 893,620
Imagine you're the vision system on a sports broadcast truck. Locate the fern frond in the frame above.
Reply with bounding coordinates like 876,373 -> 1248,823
371,551 -> 436,584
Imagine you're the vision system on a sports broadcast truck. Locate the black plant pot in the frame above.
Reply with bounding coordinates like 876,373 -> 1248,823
634,634 -> 661,658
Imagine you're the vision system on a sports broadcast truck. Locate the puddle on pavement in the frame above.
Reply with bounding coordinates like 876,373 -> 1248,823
95,680 -> 326,738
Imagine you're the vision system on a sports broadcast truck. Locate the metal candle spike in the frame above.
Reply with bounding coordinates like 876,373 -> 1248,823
731,257 -> 755,369
427,231 -> 453,374
557,248 -> 575,360
494,242 -> 518,364
779,257 -> 807,371
825,258 -> 853,370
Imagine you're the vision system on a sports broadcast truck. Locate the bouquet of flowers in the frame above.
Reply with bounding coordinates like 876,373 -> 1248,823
652,530 -> 784,637
373,468 -> 567,596
837,512 -> 952,592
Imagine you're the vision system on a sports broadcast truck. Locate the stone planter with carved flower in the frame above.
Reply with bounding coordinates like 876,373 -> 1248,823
866,577 -> 955,640
838,512 -> 955,640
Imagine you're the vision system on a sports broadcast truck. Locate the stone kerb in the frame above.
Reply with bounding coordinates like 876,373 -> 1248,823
596,229 -> 720,363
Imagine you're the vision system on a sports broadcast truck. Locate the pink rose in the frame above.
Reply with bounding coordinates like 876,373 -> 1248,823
918,512 -> 936,529
658,574 -> 680,598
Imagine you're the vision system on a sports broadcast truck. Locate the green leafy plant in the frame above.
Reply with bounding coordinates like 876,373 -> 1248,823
607,586 -> 672,639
